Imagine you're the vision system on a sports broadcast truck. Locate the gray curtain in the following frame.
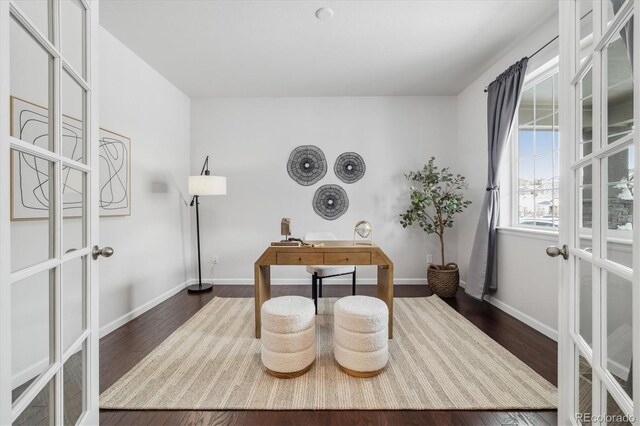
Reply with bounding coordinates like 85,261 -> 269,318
466,58 -> 528,301
612,0 -> 633,68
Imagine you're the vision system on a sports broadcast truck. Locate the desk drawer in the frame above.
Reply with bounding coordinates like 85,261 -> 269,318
324,252 -> 371,265
277,252 -> 324,265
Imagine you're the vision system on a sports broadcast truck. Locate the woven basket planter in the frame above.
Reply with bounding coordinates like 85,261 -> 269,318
427,263 -> 460,298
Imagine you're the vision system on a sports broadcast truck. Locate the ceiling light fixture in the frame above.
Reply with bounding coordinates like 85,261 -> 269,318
315,7 -> 334,20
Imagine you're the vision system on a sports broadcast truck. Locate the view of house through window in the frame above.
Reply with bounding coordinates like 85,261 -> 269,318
515,73 -> 560,228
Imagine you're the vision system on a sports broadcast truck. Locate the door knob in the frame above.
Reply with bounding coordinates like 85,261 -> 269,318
546,245 -> 569,260
92,245 -> 114,260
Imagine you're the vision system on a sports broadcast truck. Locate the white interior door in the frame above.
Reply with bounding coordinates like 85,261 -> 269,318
0,0 -> 100,424
558,1 -> 639,424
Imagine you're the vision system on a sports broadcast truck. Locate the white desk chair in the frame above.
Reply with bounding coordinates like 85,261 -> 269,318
303,232 -> 356,314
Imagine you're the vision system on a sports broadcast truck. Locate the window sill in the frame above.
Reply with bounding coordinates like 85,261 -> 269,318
496,226 -> 559,242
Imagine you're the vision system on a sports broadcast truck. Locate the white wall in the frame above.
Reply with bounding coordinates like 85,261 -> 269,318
190,96 -> 458,284
456,14 -> 561,337
98,29 -> 192,332
10,27 -> 192,387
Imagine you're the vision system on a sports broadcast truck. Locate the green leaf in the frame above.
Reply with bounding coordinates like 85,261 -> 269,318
399,157 -> 472,264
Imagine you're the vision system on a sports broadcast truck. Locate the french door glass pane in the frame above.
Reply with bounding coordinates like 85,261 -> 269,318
577,259 -> 593,348
605,31 -> 634,145
61,70 -> 86,164
63,256 -> 85,352
62,168 -> 86,254
606,392 -> 633,425
63,341 -> 85,426
605,271 -> 633,399
605,0 -> 616,26
10,16 -> 53,152
577,164 -> 593,250
606,0 -> 629,29
579,68 -> 593,159
12,377 -> 54,426
11,269 -> 53,403
11,151 -> 54,272
60,0 -> 85,77
605,147 -> 634,267
11,0 -> 50,42
577,351 -> 593,425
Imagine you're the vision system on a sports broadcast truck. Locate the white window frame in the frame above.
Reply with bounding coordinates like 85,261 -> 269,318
509,59 -> 561,232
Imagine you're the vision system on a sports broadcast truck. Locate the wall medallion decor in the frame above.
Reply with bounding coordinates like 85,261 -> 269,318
313,184 -> 349,220
334,152 -> 365,184
287,145 -> 327,186
10,96 -> 131,219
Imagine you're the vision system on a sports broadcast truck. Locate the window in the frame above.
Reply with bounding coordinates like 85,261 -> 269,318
514,72 -> 560,229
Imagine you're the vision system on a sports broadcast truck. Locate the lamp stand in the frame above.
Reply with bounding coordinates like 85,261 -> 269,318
187,195 -> 213,293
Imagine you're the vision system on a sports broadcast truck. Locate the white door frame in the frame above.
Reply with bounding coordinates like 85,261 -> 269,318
559,0 -> 639,424
558,2 -> 577,422
0,0 -> 99,424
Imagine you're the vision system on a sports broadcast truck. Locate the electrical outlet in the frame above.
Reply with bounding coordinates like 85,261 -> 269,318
426,254 -> 433,264
213,255 -> 219,264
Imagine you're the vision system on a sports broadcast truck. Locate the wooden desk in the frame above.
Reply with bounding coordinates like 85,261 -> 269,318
254,241 -> 394,338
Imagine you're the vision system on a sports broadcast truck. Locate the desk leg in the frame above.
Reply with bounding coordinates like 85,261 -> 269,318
377,264 -> 394,339
254,264 -> 271,338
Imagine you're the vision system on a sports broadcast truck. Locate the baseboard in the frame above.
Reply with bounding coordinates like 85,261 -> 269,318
99,279 -> 192,338
200,278 -> 428,285
99,277 -> 424,339
459,280 -> 558,341
484,295 -> 558,341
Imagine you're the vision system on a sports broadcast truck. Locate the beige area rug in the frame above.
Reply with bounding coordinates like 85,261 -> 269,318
100,296 -> 557,410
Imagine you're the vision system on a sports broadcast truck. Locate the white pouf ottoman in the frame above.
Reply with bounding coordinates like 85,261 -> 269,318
334,295 -> 388,377
261,296 -> 316,378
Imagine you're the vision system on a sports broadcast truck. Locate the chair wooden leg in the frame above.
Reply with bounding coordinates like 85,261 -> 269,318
352,268 -> 357,295
312,273 -> 318,314
319,277 -> 323,298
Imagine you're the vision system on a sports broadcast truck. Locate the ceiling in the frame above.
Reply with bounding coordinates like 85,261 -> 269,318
99,0 -> 557,98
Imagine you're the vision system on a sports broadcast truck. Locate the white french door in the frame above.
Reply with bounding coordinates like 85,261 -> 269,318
0,0 -> 100,425
559,0 -> 639,424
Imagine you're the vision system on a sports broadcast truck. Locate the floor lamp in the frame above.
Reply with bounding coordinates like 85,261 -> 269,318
188,156 -> 227,293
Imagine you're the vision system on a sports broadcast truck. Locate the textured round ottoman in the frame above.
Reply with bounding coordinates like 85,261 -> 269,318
334,295 -> 388,377
261,296 -> 316,378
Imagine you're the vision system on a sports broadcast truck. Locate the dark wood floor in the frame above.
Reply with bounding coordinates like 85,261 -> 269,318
100,285 -> 558,426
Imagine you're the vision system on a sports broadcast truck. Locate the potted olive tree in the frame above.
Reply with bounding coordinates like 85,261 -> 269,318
400,157 -> 471,297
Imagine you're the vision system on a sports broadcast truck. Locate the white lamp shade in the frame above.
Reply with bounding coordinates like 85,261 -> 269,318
188,175 -> 227,196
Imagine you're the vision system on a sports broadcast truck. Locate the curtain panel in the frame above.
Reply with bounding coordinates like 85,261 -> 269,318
466,57 -> 528,300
